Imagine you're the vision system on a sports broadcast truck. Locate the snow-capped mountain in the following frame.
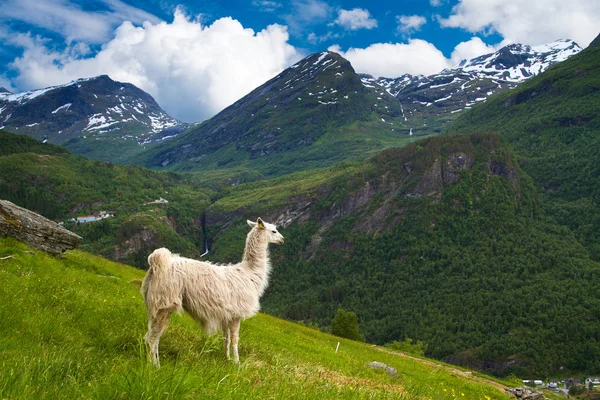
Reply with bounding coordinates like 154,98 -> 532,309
361,39 -> 582,134
0,75 -> 187,163
457,39 -> 580,81
138,51 -> 409,173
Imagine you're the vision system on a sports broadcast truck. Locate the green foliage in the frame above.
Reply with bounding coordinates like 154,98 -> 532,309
387,338 -> 428,357
331,308 -> 362,341
0,131 -> 211,268
206,133 -> 600,377
0,129 -> 68,156
443,42 -> 600,260
0,238 -> 514,399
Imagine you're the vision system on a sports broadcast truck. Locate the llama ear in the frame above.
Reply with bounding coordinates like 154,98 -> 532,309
257,217 -> 265,229
247,220 -> 257,228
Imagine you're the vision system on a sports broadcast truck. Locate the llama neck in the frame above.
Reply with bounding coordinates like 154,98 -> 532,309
242,228 -> 269,271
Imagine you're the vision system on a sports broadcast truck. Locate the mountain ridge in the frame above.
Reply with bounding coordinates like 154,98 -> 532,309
135,50 -> 413,175
360,39 -> 582,136
0,75 -> 187,163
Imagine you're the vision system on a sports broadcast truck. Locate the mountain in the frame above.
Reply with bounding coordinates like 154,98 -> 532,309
136,41 -> 580,177
135,51 -> 416,176
444,33 -> 600,259
361,39 -> 582,135
0,75 -> 187,163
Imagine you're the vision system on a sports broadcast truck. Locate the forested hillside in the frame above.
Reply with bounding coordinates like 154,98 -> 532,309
202,133 -> 600,376
444,34 -> 600,260
0,130 -> 210,266
4,128 -> 599,377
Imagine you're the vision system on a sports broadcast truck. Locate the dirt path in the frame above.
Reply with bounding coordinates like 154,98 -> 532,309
373,346 -> 510,392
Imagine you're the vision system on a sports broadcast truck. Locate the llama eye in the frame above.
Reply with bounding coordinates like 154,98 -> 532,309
272,230 -> 276,233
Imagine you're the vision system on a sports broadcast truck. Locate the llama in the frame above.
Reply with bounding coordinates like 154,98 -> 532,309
141,217 -> 284,366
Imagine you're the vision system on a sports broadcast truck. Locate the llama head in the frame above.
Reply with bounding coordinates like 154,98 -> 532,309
247,217 -> 284,244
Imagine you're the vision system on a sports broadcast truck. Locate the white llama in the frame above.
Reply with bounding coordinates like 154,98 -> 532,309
141,217 -> 284,366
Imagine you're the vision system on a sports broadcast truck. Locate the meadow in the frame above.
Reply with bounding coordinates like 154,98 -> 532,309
0,237 -> 517,399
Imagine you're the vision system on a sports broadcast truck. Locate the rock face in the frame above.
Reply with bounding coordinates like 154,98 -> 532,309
0,199 -> 82,255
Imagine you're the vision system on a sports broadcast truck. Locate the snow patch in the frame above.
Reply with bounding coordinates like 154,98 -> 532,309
51,103 -> 72,114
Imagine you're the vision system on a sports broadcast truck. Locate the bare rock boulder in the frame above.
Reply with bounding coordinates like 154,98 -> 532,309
367,361 -> 397,378
0,199 -> 82,256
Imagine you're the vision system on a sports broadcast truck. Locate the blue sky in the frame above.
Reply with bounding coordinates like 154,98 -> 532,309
1,0 -> 598,122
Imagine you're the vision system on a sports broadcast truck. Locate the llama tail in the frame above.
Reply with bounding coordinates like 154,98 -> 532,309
142,248 -> 178,316
147,247 -> 172,276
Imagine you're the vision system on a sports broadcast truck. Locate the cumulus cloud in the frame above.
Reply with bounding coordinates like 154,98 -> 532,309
330,36 -> 500,78
7,9 -> 302,122
450,36 -> 497,65
396,15 -> 427,35
440,0 -> 600,47
329,39 -> 450,77
332,8 -> 377,31
0,0 -> 160,43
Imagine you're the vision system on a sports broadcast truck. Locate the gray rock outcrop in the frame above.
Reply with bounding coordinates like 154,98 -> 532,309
505,386 -> 545,399
367,361 -> 397,378
0,199 -> 82,255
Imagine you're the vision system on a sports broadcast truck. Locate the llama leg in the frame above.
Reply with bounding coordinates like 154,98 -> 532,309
145,306 -> 176,367
229,318 -> 241,364
222,321 -> 231,360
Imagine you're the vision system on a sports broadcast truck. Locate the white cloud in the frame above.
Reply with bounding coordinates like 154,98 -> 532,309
330,36 -> 500,78
440,0 -> 600,47
450,36 -> 497,65
332,8 -> 377,31
396,15 -> 427,35
430,0 -> 444,6
0,0 -> 160,43
252,0 -> 282,13
284,0 -> 332,37
307,31 -> 340,44
329,40 -> 450,77
7,9 -> 302,123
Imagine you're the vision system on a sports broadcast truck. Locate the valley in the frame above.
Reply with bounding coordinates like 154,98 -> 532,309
1,33 -> 599,385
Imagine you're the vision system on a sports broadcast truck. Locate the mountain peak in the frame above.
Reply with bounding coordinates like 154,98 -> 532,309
139,49 -> 406,173
0,87 -> 11,94
0,75 -> 186,163
455,38 -> 582,82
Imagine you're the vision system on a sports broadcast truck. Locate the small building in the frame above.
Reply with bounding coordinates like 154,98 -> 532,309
77,215 -> 97,224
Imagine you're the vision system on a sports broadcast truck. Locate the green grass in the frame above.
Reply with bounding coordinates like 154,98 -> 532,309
210,162 -> 360,213
0,237 -> 513,399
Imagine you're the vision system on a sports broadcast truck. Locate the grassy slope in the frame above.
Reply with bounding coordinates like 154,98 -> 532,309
0,237 -> 514,399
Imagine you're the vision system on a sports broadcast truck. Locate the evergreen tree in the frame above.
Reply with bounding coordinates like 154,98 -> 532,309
331,308 -> 362,341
